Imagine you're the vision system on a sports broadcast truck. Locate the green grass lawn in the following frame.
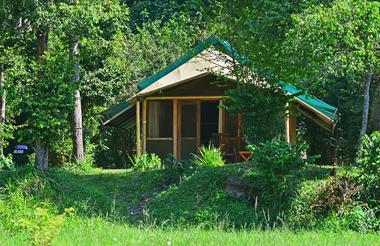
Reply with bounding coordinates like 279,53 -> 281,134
1,217 -> 379,246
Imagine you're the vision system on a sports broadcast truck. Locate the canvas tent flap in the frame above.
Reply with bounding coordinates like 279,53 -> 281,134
281,83 -> 337,121
101,35 -> 338,132
100,101 -> 136,129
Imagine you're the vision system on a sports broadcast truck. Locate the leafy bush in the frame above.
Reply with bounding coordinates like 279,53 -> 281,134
164,154 -> 194,182
0,168 -> 66,244
0,154 -> 15,170
343,206 -> 379,232
192,145 -> 224,167
223,75 -> 289,145
76,143 -> 96,172
356,131 -> 380,206
310,175 -> 362,216
129,153 -> 162,171
288,173 -> 380,232
252,141 -> 310,195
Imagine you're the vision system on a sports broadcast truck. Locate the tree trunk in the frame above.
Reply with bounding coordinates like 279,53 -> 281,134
371,78 -> 380,131
358,71 -> 373,150
73,88 -> 84,162
36,29 -> 49,170
70,36 -> 84,163
69,0 -> 84,162
36,140 -> 49,170
0,64 -> 6,156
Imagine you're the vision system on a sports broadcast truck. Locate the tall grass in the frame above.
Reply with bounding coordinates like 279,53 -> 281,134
1,217 -> 380,245
129,153 -> 162,171
193,145 -> 224,167
52,218 -> 380,246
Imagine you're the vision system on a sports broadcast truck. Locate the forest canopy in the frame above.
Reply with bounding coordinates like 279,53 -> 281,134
0,0 -> 378,169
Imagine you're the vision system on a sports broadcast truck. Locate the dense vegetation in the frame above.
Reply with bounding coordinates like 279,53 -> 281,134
0,152 -> 379,244
0,0 -> 379,244
0,0 -> 378,169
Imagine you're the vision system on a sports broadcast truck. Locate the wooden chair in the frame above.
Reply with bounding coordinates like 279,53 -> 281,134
238,135 -> 253,162
212,133 -> 236,162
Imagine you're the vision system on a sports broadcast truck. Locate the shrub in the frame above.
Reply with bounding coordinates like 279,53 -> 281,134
192,145 -> 224,167
129,153 -> 162,171
356,131 -> 380,206
343,206 -> 379,232
252,141 -> 310,195
164,154 -> 194,182
310,175 -> 362,216
0,154 -> 15,170
0,169 -> 66,245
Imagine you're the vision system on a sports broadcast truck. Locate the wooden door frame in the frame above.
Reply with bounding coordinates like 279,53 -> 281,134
174,98 -> 223,160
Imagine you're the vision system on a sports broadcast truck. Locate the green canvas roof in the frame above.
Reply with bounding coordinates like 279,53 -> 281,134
101,35 -> 338,131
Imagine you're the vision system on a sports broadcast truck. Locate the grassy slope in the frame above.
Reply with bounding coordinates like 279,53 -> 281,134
46,163 -> 333,227
149,164 -> 335,227
47,168 -> 173,219
2,164 -> 378,245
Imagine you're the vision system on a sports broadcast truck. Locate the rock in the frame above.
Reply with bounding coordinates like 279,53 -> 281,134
223,176 -> 247,200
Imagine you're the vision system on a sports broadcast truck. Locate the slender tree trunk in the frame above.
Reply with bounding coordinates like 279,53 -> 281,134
358,71 -> 373,150
36,139 -> 49,170
70,0 -> 84,163
72,88 -> 84,162
71,31 -> 84,163
35,29 -> 49,171
371,78 -> 380,131
0,64 -> 6,156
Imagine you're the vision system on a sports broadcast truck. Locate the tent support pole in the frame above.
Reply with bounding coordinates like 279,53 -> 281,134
142,99 -> 147,154
136,100 -> 141,156
286,103 -> 297,143
173,99 -> 178,159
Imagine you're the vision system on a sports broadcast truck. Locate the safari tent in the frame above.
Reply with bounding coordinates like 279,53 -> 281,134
100,36 -> 338,161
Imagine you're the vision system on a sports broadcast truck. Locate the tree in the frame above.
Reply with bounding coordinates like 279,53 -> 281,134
51,0 -> 130,164
1,0 -> 78,170
68,0 -> 84,162
0,1 -> 27,156
284,0 -> 379,150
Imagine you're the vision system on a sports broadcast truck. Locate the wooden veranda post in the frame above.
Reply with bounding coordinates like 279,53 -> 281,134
286,103 -> 297,143
142,99 -> 147,154
196,100 -> 201,149
136,100 -> 141,156
173,99 -> 178,159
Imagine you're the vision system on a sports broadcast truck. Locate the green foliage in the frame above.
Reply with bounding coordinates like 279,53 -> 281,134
0,154 -> 15,170
343,206 -> 379,232
0,167 -> 66,244
223,73 -> 289,145
43,217 -> 380,245
288,173 -> 380,232
164,154 -> 194,183
192,145 -> 224,167
309,175 -> 362,216
283,0 -> 380,161
285,0 -> 379,87
356,131 -> 380,206
63,143 -> 96,173
22,37 -> 77,147
148,165 -> 256,228
129,153 -> 163,171
252,141 -> 310,195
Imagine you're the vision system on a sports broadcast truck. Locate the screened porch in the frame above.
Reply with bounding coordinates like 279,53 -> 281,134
142,98 -> 243,162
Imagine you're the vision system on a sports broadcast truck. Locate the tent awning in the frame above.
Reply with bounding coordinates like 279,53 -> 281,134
100,102 -> 136,129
